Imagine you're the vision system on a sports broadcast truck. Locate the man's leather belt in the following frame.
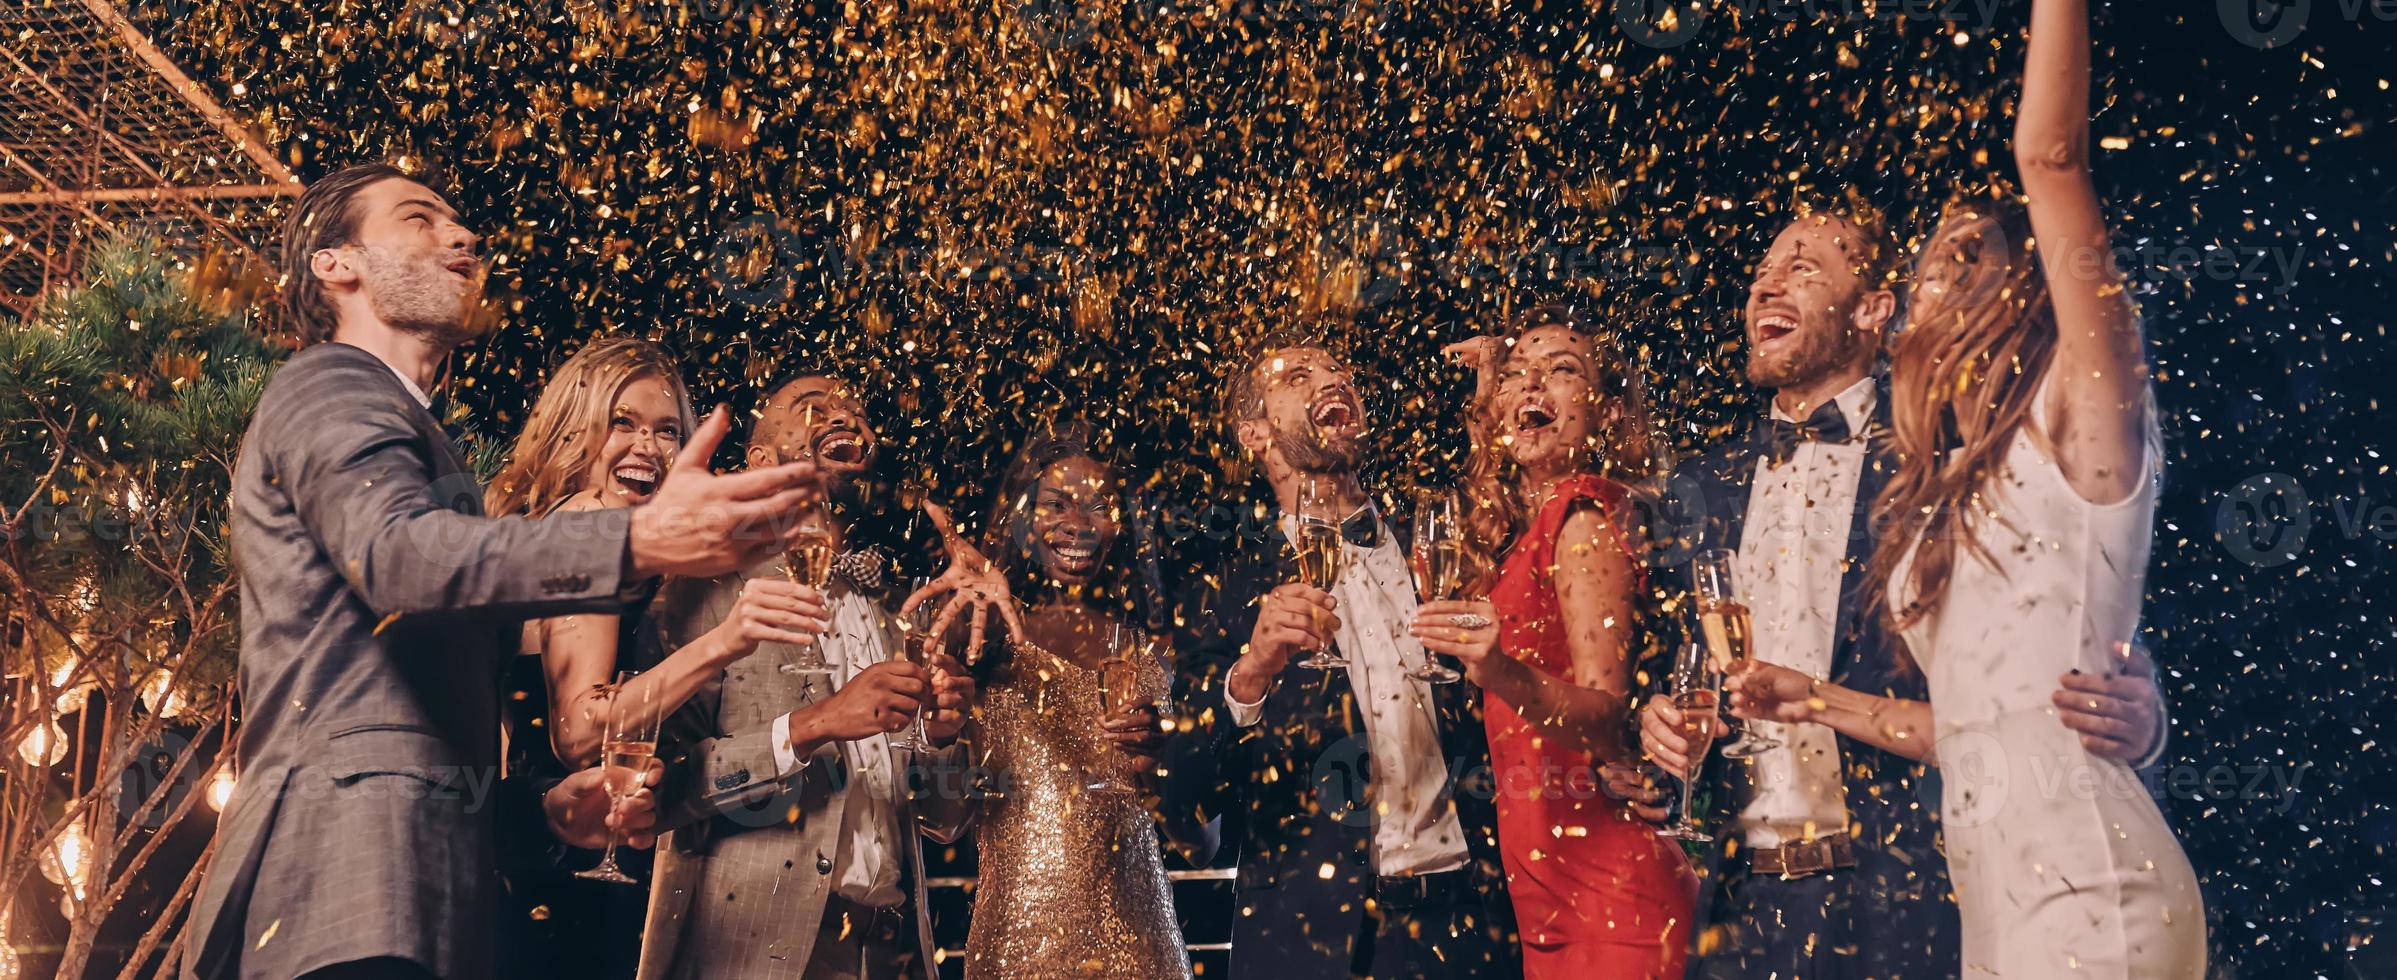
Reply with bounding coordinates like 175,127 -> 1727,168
1374,869 -> 1468,909
1747,833 -> 1857,879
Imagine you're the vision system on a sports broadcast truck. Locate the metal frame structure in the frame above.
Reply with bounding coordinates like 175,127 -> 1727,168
0,0 -> 295,318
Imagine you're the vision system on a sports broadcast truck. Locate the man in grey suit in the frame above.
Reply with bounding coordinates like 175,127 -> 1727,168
638,373 -> 977,980
187,161 -> 827,980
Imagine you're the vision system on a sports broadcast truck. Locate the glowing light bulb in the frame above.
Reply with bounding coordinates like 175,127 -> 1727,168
37,820 -> 87,890
17,721 -> 68,767
139,670 -> 186,717
208,768 -> 238,812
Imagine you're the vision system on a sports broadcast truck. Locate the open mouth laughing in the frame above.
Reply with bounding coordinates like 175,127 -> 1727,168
1752,311 -> 1799,347
611,460 -> 660,500
1514,398 -> 1559,436
442,254 -> 482,282
1045,535 -> 1101,576
1308,392 -> 1360,432
814,427 -> 868,466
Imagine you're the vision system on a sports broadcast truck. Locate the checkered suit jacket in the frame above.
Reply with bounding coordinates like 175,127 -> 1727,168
636,566 -> 973,980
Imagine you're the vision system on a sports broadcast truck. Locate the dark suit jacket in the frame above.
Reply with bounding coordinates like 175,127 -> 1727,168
188,343 -> 648,980
1647,381 -> 1961,978
1160,510 -> 1519,979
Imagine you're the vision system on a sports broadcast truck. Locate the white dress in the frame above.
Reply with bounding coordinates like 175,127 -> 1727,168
1893,383 -> 2206,979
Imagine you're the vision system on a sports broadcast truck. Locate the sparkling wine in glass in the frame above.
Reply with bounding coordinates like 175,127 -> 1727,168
1291,480 -> 1349,671
782,509 -> 839,681
577,671 -> 663,883
1084,624 -> 1149,797
891,576 -> 936,753
1407,488 -> 1466,684
1691,548 -> 1780,758
1657,640 -> 1719,842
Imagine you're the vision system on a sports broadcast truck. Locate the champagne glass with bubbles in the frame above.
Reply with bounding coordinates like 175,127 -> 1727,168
1656,640 -> 1720,842
1407,489 -> 1466,684
576,671 -> 661,883
1692,549 -> 1780,758
1291,479 -> 1349,670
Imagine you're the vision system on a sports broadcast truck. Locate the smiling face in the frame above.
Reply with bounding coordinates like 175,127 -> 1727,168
747,376 -> 878,487
1492,325 -> 1614,475
1744,213 -> 1885,391
1240,346 -> 1369,475
578,372 -> 683,507
325,177 -> 487,344
1023,455 -> 1122,586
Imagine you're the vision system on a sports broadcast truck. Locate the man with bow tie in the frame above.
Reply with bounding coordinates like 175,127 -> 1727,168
636,373 -> 977,980
1161,340 -> 1520,979
1634,204 -> 2170,979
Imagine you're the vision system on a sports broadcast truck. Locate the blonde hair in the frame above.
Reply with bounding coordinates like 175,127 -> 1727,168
485,337 -> 696,517
1456,305 -> 1657,592
1864,193 -> 2054,674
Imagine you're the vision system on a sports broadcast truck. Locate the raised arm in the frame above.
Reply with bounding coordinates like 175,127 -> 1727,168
268,361 -> 642,619
2016,0 -> 2149,502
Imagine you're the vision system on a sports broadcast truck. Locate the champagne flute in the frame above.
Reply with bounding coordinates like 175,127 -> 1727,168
576,671 -> 662,883
891,576 -> 937,753
1407,488 -> 1466,684
1656,640 -> 1719,843
1084,623 -> 1150,797
1291,479 -> 1349,671
1691,548 -> 1780,757
782,505 -> 839,682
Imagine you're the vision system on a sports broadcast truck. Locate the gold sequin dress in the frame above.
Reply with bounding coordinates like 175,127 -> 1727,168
963,638 -> 1191,980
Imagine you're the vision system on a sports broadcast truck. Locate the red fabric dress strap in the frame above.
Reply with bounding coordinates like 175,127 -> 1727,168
1517,473 -> 1633,577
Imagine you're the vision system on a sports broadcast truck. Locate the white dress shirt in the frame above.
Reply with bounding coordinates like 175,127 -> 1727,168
768,587 -> 905,907
1731,377 -> 1875,848
1226,506 -> 1469,878
383,361 -> 433,409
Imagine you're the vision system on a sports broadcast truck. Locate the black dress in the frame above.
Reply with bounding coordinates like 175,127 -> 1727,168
496,611 -> 655,980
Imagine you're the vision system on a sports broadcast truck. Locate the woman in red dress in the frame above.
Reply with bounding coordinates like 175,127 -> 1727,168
1413,305 -> 1696,979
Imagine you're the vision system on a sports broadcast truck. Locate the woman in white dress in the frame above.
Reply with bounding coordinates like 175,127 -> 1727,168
1860,0 -> 2206,974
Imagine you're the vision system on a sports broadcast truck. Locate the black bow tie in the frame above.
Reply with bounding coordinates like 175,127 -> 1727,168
1289,509 -> 1382,549
1342,510 -> 1381,548
1764,399 -> 1855,468
828,549 -> 886,594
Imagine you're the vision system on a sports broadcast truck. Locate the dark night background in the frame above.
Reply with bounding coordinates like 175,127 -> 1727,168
13,0 -> 2389,976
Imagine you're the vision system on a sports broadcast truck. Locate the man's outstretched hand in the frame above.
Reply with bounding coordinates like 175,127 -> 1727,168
630,406 -> 826,580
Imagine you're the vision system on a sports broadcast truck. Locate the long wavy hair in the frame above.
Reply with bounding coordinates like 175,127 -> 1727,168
485,336 -> 696,517
1863,192 -> 2062,672
1456,305 -> 1658,592
979,424 -> 1148,625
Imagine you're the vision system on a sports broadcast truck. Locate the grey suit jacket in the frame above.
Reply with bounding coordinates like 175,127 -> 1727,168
636,563 -> 972,980
186,343 -> 647,980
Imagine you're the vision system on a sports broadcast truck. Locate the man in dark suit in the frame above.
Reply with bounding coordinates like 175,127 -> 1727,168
187,161 -> 824,980
1161,341 -> 1519,979
1631,203 -> 2170,979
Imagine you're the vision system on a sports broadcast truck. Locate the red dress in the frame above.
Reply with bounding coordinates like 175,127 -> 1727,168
1485,474 -> 1697,979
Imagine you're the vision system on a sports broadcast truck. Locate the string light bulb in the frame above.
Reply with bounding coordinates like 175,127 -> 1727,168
207,766 -> 237,812
17,721 -> 67,767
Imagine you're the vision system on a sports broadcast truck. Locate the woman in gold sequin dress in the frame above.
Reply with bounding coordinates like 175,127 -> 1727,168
909,427 -> 1191,979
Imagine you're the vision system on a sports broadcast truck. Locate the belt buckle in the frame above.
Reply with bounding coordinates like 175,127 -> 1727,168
1378,874 -> 1428,909
1778,839 -> 1826,881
